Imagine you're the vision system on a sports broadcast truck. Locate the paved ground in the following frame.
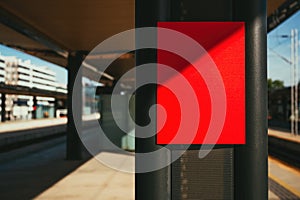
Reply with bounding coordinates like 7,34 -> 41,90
0,119 -> 134,200
2,138 -> 298,200
36,152 -> 134,200
268,129 -> 300,199
269,157 -> 300,199
0,136 -> 86,199
0,119 -> 299,199
0,135 -> 134,200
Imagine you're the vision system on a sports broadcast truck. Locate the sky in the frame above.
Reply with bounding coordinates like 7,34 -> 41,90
268,10 -> 300,86
0,44 -> 67,85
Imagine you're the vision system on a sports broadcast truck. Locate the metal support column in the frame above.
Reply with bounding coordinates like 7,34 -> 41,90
66,52 -> 84,160
291,28 -> 299,135
295,29 -> 299,135
291,29 -> 295,135
33,96 -> 37,119
54,99 -> 58,118
234,0 -> 268,199
1,93 -> 6,122
135,0 -> 170,199
135,0 -> 267,199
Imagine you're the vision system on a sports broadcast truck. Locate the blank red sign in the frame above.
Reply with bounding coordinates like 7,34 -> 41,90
157,22 -> 245,144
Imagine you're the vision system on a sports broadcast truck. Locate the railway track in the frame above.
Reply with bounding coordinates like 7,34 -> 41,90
268,134 -> 300,169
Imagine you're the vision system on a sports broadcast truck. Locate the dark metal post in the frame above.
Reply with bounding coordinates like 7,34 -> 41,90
234,0 -> 268,199
54,99 -> 58,118
32,96 -> 37,119
66,52 -> 84,160
1,93 -> 6,122
135,0 -> 170,199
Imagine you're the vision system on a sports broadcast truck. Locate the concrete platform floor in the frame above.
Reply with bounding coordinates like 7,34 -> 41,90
269,156 -> 300,199
1,137 -> 298,200
0,136 -> 134,200
0,119 -> 299,199
36,153 -> 134,200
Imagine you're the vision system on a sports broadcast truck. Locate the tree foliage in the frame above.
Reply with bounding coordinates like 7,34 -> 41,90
268,78 -> 284,91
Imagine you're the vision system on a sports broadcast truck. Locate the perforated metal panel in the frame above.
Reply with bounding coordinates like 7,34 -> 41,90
172,149 -> 233,200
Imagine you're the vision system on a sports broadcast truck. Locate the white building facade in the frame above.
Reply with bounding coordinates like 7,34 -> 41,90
0,54 -> 67,120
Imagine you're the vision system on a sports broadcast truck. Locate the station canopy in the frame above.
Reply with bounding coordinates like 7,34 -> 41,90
0,0 -> 296,86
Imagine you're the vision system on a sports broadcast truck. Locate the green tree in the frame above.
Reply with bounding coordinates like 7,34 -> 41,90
268,78 -> 284,92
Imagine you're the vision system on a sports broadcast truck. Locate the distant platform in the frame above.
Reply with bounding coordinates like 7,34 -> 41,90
0,118 -> 67,134
268,128 -> 300,144
0,114 -> 100,151
0,113 -> 100,134
0,118 -> 67,151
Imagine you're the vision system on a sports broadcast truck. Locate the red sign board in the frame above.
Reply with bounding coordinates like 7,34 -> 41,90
157,22 -> 245,144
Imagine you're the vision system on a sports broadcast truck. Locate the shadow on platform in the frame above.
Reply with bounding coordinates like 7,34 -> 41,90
0,137 -> 91,199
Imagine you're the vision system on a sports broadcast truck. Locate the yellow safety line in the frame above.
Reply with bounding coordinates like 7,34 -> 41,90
269,156 -> 300,176
269,173 -> 300,198
268,129 -> 300,143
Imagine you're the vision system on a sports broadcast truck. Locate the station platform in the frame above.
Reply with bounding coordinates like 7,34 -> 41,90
0,115 -> 99,151
0,118 -> 67,134
268,128 -> 300,199
0,119 -> 299,199
1,142 -> 297,199
268,128 -> 300,144
269,156 -> 300,199
0,132 -> 134,200
0,118 -> 67,151
36,152 -> 134,200
0,113 -> 99,134
268,128 -> 300,171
